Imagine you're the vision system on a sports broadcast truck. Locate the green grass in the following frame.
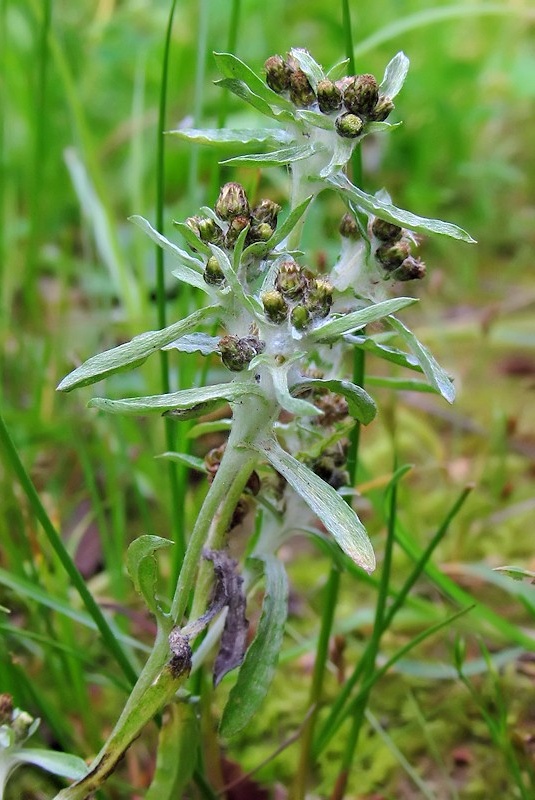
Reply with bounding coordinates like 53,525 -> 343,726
1,1 -> 535,798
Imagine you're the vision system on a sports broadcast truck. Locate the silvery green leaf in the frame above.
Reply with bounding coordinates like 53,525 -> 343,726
289,47 -> 325,90
363,121 -> 402,135
221,144 -> 316,167
242,196 -> 313,261
127,535 -> 173,616
319,136 -> 357,178
328,173 -> 476,242
365,376 -> 438,393
168,127 -> 291,146
163,332 -> 220,356
272,366 -> 321,417
258,438 -> 375,573
129,215 -> 211,291
158,452 -> 207,472
186,419 -> 233,438
172,221 -> 211,256
293,378 -> 377,424
214,52 -> 295,113
296,109 -> 335,131
214,78 -> 281,121
57,305 -> 217,392
387,316 -> 456,403
209,244 -> 263,318
88,382 -> 264,417
345,334 -> 422,372
15,749 -> 89,780
310,297 -> 417,341
327,57 -> 350,80
380,51 -> 410,99
220,555 -> 288,737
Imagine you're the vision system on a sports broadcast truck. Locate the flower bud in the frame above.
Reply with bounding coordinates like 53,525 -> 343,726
247,222 -> 274,244
339,212 -> 360,240
11,709 -> 34,743
393,256 -> 426,281
289,69 -> 316,108
371,95 -> 395,122
371,217 -> 403,243
215,182 -> 250,220
186,215 -> 222,244
264,55 -> 292,93
218,335 -> 264,372
290,304 -> 311,330
275,260 -> 308,299
251,199 -> 281,227
307,278 -> 333,319
203,255 -> 225,286
0,693 -> 13,725
316,79 -> 342,113
335,112 -> 364,139
224,215 -> 250,248
343,74 -> 379,117
262,290 -> 288,324
375,240 -> 411,270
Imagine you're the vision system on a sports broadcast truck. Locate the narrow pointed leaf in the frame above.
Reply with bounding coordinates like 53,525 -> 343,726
57,305 -> 217,392
345,334 -> 421,371
220,555 -> 289,737
297,109 -> 335,131
158,452 -> 207,472
88,382 -> 264,417
289,47 -> 325,90
242,195 -> 313,261
144,702 -> 199,800
365,376 -> 438,393
163,332 -> 220,355
327,58 -> 350,80
172,221 -> 212,256
127,535 -> 173,616
17,750 -> 89,780
258,439 -> 375,573
294,378 -> 377,424
272,366 -> 321,417
380,51 -> 410,98
168,127 -> 291,146
327,173 -> 476,243
221,144 -> 316,167
388,316 -> 455,403
209,244 -> 262,318
130,215 -> 204,271
310,297 -> 417,341
214,52 -> 295,112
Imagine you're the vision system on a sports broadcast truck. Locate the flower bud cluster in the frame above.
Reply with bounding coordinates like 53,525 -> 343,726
185,183 -> 281,287
218,334 -> 265,372
261,260 -> 333,331
264,54 -> 394,139
371,216 -> 426,282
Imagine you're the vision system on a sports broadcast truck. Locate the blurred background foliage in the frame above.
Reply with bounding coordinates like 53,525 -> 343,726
1,0 -> 535,797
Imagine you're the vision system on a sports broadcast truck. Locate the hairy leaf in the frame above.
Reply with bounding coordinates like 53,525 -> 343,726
15,749 -> 89,780
328,173 -> 476,243
127,535 -> 173,617
380,51 -> 410,99
214,52 -> 295,112
258,439 -> 375,573
57,305 -> 217,392
221,144 -> 316,167
387,316 -> 455,403
163,332 -> 220,356
310,297 -> 417,341
168,127 -> 291,146
220,555 -> 288,737
289,47 -> 325,89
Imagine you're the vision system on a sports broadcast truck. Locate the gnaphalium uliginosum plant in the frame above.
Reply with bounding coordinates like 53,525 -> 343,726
54,49 -> 474,799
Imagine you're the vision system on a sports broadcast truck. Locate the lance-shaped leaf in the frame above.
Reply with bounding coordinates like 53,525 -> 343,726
127,535 -> 173,617
220,555 -> 288,738
209,244 -> 262,318
214,52 -> 295,113
257,438 -> 376,573
327,173 -> 476,243
297,109 -> 335,131
289,47 -> 325,90
57,305 -> 217,392
293,378 -> 377,424
88,381 -> 264,417
387,316 -> 456,403
242,195 -> 313,261
310,296 -> 417,341
380,51 -> 410,99
129,215 -> 210,287
168,127 -> 292,146
144,702 -> 199,800
365,376 -> 439,394
158,452 -> 207,473
345,333 -> 422,372
221,143 -> 316,168
10,749 -> 89,781
163,332 -> 220,356
172,221 -> 212,256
